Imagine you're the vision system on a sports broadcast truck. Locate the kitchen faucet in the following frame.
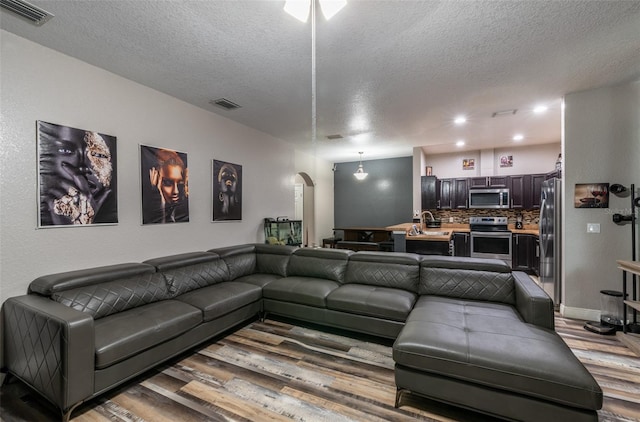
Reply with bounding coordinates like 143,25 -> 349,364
421,211 -> 435,228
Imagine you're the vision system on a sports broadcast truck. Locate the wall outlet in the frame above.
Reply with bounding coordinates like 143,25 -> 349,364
449,217 -> 454,223
587,223 -> 600,233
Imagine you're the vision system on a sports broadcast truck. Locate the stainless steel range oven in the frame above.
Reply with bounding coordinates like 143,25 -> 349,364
469,216 -> 512,267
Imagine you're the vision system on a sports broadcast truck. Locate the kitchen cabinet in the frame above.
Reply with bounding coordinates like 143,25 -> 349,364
421,176 -> 438,210
436,178 -> 453,209
509,175 -> 527,209
469,176 -> 508,188
531,174 -> 546,209
453,232 -> 470,257
406,239 -> 450,256
452,178 -> 469,208
512,234 -> 537,273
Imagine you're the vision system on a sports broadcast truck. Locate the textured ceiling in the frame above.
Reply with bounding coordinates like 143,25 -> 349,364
1,1 -> 639,162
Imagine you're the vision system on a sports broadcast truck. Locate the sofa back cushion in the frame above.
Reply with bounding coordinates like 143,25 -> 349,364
51,272 -> 171,319
255,244 -> 296,277
345,252 -> 420,292
211,244 -> 257,280
287,248 -> 352,282
144,252 -> 230,296
29,263 -> 156,296
419,256 -> 515,304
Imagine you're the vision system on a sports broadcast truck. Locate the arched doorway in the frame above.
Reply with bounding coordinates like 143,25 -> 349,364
295,172 -> 315,247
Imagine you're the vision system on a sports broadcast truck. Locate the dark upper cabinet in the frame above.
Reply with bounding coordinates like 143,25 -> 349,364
531,174 -> 546,209
421,176 -> 438,210
437,178 -> 453,209
453,178 -> 468,208
469,176 -> 508,188
469,177 -> 489,189
509,175 -> 527,209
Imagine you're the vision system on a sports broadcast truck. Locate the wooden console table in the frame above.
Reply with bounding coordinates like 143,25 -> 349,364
617,260 -> 640,356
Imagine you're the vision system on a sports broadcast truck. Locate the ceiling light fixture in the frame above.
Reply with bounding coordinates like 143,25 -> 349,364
353,152 -> 368,180
284,0 -> 347,22
513,134 -> 524,141
454,115 -> 467,125
533,105 -> 548,114
456,140 -> 465,147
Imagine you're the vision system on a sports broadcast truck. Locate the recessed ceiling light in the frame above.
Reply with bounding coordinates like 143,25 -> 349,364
454,116 -> 467,125
533,105 -> 548,114
456,140 -> 465,147
513,134 -> 524,141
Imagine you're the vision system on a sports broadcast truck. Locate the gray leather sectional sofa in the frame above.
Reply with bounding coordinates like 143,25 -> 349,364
1,244 -> 602,421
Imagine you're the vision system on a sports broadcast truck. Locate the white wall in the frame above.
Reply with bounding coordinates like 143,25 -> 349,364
562,80 -> 640,318
422,143 -> 561,179
0,31 -> 333,303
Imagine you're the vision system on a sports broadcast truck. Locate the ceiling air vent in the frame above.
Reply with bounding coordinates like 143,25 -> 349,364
492,109 -> 517,117
209,98 -> 241,111
326,134 -> 343,140
0,0 -> 54,25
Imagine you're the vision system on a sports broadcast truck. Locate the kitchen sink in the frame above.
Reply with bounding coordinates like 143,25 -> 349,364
421,231 -> 449,236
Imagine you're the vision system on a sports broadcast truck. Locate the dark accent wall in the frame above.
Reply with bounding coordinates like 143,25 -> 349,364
334,156 -> 412,227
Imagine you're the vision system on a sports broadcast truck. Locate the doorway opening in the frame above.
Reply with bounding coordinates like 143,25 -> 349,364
295,172 -> 315,247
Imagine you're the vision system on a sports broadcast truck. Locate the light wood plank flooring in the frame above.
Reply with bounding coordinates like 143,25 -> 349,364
1,315 -> 639,422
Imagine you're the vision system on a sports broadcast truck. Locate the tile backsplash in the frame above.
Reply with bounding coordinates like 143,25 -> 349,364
431,209 -> 540,225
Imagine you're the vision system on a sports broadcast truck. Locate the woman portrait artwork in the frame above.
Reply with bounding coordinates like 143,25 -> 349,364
141,145 -> 189,224
38,121 -> 118,226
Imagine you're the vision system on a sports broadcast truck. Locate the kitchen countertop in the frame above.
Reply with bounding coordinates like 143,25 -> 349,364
385,223 -> 539,242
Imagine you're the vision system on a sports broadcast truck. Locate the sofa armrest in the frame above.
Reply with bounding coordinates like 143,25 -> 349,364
3,295 -> 95,412
513,271 -> 554,330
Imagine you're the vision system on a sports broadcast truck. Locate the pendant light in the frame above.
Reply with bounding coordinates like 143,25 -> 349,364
353,152 -> 368,180
284,0 -> 347,22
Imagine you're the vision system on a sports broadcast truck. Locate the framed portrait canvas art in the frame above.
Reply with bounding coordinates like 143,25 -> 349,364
37,121 -> 118,227
140,145 -> 189,224
212,159 -> 242,221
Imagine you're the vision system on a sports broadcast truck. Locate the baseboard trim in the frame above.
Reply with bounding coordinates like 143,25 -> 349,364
559,304 -> 599,322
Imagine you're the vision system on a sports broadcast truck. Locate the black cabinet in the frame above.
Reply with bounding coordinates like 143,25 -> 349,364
453,178 -> 468,209
512,234 -> 537,273
436,178 -> 453,209
469,176 -> 508,188
531,174 -> 546,209
453,232 -> 470,257
405,240 -> 450,256
509,175 -> 526,209
421,176 -> 438,210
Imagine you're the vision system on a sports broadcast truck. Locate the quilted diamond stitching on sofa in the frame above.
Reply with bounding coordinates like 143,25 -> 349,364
165,260 -> 230,296
421,268 -> 515,304
5,301 -> 63,405
51,272 -> 170,319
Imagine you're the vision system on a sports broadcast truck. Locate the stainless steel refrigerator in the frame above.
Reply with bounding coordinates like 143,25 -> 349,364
539,178 -> 562,308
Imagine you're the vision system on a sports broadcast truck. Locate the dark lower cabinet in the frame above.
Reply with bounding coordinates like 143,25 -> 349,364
405,240 -> 450,256
453,232 -> 470,257
512,234 -> 538,273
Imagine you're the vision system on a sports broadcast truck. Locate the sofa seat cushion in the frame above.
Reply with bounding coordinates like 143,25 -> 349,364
175,281 -> 262,321
326,284 -> 416,321
94,300 -> 201,369
393,296 -> 602,411
234,273 -> 282,288
263,276 -> 339,307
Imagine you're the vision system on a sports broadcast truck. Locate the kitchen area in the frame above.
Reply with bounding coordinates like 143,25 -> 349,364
382,169 -> 562,304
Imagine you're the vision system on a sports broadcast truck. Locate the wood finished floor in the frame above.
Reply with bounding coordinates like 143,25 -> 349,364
1,315 -> 639,422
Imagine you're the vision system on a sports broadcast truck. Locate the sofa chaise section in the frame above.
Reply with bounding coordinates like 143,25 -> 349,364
393,256 -> 602,422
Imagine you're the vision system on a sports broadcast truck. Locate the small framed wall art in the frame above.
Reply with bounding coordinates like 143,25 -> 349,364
574,183 -> 609,208
212,159 -> 242,221
462,158 -> 475,170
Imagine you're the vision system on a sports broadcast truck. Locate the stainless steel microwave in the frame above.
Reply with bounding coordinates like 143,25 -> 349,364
468,188 -> 510,209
